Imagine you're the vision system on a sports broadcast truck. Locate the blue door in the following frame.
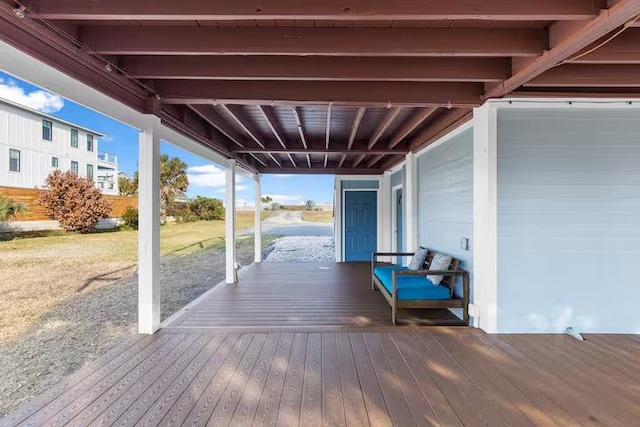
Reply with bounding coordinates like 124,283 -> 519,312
344,191 -> 377,261
396,189 -> 403,253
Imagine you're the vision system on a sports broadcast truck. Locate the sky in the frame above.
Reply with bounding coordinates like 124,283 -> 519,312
0,71 -> 335,206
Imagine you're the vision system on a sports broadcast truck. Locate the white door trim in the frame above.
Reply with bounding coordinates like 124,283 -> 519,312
391,183 -> 403,265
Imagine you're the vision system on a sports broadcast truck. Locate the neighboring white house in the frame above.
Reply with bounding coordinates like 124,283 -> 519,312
0,97 -> 118,194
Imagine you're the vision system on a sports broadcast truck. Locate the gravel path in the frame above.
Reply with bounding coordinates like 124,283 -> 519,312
0,236 -> 268,418
264,236 -> 335,262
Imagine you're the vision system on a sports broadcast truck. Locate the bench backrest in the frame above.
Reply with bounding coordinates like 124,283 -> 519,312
423,249 -> 461,297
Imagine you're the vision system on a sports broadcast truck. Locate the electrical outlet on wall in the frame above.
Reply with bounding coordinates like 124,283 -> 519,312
460,236 -> 469,251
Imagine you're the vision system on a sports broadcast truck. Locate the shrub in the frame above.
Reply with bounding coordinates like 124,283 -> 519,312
0,194 -> 26,223
121,206 -> 139,229
186,196 -> 225,220
175,207 -> 198,223
38,170 -> 112,233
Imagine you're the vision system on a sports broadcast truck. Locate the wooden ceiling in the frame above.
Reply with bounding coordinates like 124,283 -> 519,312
1,0 -> 640,174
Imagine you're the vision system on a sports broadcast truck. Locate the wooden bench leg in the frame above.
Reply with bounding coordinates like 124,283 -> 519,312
392,300 -> 397,325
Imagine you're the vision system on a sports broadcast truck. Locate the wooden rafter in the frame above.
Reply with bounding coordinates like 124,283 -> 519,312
233,148 -> 408,155
324,104 -> 332,168
292,107 -> 312,168
338,107 -> 366,169
353,107 -> 402,168
221,105 -> 281,167
388,107 -> 439,149
31,0 -> 599,21
255,105 -> 297,168
484,0 -> 640,99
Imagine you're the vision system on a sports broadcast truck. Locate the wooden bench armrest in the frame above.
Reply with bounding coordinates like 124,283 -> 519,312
372,252 -> 415,258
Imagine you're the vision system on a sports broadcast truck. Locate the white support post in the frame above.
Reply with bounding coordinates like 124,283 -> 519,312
226,159 -> 237,284
254,174 -> 262,263
138,116 -> 161,334
473,104 -> 498,332
380,171 -> 392,261
334,175 -> 342,262
405,152 -> 419,253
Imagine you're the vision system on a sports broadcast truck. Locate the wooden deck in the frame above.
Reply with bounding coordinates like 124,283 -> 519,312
4,329 -> 640,426
4,262 -> 640,426
166,262 -> 464,330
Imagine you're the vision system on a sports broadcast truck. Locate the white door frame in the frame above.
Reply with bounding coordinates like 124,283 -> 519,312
341,187 -> 381,262
391,183 -> 403,264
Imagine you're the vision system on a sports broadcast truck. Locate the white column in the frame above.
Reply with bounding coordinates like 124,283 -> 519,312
404,152 -> 419,253
225,159 -> 237,284
473,103 -> 498,332
334,176 -> 342,262
138,116 -> 161,334
380,171 -> 392,261
254,174 -> 262,263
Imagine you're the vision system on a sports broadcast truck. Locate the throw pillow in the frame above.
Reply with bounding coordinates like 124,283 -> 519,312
407,247 -> 428,270
427,252 -> 453,285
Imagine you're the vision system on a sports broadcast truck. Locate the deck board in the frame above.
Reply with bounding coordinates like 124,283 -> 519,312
4,264 -> 640,427
166,262 -> 464,330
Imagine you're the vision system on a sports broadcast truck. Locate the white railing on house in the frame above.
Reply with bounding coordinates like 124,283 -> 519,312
98,151 -> 118,164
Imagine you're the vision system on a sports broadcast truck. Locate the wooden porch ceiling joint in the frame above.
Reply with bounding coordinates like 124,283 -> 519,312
339,107 -> 366,169
256,105 -> 297,168
484,0 -> 640,99
324,103 -> 332,168
221,104 -> 281,168
354,106 -> 402,169
30,0 -> 600,21
292,107 -> 312,168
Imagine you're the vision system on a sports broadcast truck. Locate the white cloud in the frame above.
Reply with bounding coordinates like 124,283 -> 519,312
0,78 -> 64,113
187,164 -> 244,189
272,174 -> 293,178
263,194 -> 304,205
216,184 -> 249,193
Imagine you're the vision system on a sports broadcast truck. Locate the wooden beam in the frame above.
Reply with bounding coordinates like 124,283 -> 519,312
233,148 -> 409,155
121,56 -> 509,82
31,0 -> 598,21
292,107 -> 312,167
255,105 -> 297,167
388,107 -> 439,149
570,28 -> 640,63
80,27 -> 546,57
260,167 -> 382,175
339,107 -> 366,168
354,106 -> 403,168
324,104 -> 332,168
187,105 -> 245,147
156,81 -> 483,108
222,105 -> 281,167
484,0 -> 640,99
527,63 -> 640,87
408,108 -> 473,151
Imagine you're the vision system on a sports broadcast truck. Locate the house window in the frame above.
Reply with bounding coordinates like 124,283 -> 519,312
51,157 -> 59,168
43,119 -> 53,141
71,129 -> 78,148
87,164 -> 94,180
71,161 -> 79,175
9,149 -> 20,172
87,134 -> 94,152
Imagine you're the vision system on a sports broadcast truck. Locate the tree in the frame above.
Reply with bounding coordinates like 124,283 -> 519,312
261,195 -> 273,204
159,155 -> 189,222
38,170 -> 112,233
0,194 -> 26,223
304,200 -> 317,210
118,174 -> 137,196
186,196 -> 225,220
270,202 -> 280,211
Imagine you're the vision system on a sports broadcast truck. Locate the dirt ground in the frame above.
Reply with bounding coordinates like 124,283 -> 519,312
0,220 -> 275,417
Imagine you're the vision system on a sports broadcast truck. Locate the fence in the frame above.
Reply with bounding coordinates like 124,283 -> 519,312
0,186 -> 137,221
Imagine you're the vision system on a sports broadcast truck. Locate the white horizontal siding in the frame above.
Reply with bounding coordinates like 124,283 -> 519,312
497,108 -> 640,333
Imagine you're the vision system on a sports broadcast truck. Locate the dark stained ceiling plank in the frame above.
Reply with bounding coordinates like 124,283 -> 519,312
155,81 -> 484,108
388,107 -> 439,149
292,107 -> 312,167
339,107 -> 366,168
528,63 -> 640,87
30,0 -> 598,21
256,105 -> 297,167
233,148 -> 409,155
121,56 -> 510,82
79,27 -> 546,58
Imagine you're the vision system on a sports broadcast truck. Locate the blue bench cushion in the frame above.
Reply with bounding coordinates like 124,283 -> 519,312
373,265 -> 451,301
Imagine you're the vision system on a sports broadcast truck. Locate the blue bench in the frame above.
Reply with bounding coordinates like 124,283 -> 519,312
371,250 -> 469,325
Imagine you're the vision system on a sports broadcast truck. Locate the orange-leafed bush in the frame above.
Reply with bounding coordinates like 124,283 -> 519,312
38,170 -> 112,233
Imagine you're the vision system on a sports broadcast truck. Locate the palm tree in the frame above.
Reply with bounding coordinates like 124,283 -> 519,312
159,155 -> 189,222
304,200 -> 317,211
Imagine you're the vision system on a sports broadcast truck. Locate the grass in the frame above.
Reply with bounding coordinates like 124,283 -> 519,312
0,211 -> 271,345
302,210 -> 334,223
